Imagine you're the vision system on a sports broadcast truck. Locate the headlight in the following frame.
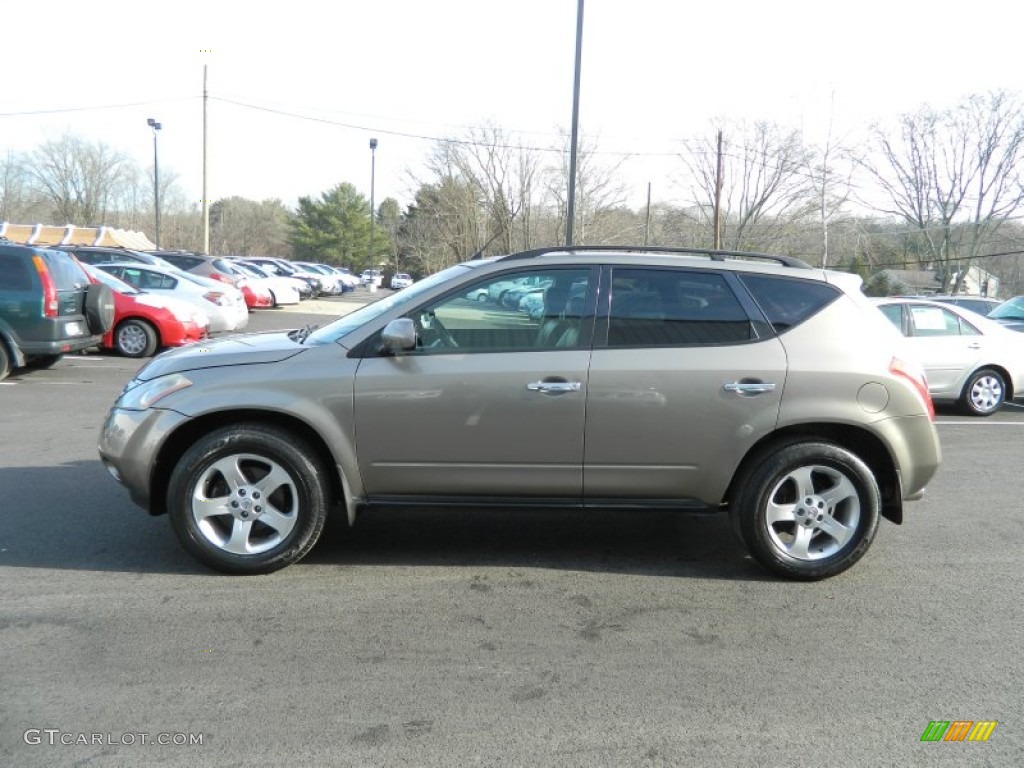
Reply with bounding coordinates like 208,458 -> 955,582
119,373 -> 193,410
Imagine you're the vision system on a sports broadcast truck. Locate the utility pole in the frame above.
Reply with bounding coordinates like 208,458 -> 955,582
565,0 -> 584,246
644,182 -> 652,246
713,129 -> 724,250
202,64 -> 210,255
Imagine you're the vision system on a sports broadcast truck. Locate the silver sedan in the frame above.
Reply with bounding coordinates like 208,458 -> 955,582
874,297 -> 1024,415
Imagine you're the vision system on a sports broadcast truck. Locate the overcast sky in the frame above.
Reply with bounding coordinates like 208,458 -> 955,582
3,0 -> 1020,213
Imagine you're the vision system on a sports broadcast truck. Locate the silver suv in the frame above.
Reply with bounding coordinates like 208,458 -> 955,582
98,246 -> 941,580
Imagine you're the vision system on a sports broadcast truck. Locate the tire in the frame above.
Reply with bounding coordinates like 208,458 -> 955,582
733,440 -> 881,581
960,368 -> 1005,416
268,290 -> 279,308
85,283 -> 116,334
0,342 -> 10,381
114,319 -> 159,358
168,424 -> 329,575
24,354 -> 63,369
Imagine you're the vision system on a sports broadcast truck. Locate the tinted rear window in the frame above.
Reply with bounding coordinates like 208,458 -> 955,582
739,274 -> 840,332
210,258 -> 235,273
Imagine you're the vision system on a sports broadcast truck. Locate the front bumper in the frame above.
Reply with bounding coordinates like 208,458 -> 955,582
98,406 -> 189,513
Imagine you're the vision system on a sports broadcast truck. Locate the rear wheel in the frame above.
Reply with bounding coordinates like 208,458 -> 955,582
0,343 -> 10,381
961,368 -> 1005,416
114,319 -> 159,358
733,440 -> 880,580
168,424 -> 329,574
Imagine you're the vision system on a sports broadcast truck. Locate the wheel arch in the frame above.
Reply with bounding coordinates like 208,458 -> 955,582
725,423 -> 903,524
0,327 -> 26,369
150,409 -> 347,521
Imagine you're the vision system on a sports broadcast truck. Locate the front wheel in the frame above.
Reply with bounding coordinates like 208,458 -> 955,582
961,368 -> 1005,416
168,424 -> 329,574
733,441 -> 880,581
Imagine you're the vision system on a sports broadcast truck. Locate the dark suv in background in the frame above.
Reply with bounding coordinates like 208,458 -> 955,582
0,240 -> 115,380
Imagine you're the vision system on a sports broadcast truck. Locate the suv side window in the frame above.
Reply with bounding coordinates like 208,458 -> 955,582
606,268 -> 751,347
738,274 -> 841,333
410,268 -> 591,353
0,254 -> 33,291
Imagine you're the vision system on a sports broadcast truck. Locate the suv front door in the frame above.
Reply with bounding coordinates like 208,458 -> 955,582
353,267 -> 595,499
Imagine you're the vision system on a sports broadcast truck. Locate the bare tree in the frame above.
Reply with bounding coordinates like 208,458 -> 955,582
806,98 -> 854,266
28,133 -> 132,224
210,197 -> 291,256
545,129 -> 628,244
679,120 -> 815,252
859,90 -> 1024,291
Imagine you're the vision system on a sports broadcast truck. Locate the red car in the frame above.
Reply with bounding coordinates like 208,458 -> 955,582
82,264 -> 210,357
238,279 -> 274,310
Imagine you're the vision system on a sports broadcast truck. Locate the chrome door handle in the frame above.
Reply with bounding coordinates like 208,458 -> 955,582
527,380 -> 581,394
723,381 -> 776,395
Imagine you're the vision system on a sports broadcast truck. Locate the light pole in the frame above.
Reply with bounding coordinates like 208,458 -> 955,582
369,137 -> 378,267
147,118 -> 162,247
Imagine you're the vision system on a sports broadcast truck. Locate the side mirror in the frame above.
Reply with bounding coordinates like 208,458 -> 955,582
381,318 -> 417,353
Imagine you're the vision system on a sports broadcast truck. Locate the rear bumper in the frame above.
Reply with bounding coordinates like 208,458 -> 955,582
18,335 -> 101,355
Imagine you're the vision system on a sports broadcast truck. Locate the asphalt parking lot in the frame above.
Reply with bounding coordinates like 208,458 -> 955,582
2,297 -> 1023,767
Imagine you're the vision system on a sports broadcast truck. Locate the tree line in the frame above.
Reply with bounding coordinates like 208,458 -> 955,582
3,90 -> 1023,294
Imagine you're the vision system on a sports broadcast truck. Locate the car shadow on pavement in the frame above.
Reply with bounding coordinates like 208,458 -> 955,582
0,461 -> 770,581
0,461 -> 207,575
308,505 -> 773,582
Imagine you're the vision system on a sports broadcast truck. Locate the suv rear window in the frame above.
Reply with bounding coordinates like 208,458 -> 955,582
40,251 -> 89,290
738,274 -> 840,332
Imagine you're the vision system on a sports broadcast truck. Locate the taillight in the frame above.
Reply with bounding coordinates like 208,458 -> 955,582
890,357 -> 935,420
202,291 -> 228,306
31,255 -> 59,318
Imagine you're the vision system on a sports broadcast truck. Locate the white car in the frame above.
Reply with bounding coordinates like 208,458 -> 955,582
361,269 -> 383,287
332,267 -> 362,290
293,262 -> 345,295
229,261 -> 301,306
96,263 -> 249,333
874,297 -> 1024,416
390,273 -> 414,290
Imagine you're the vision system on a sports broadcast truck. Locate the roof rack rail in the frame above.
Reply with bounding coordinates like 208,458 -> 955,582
496,245 -> 812,269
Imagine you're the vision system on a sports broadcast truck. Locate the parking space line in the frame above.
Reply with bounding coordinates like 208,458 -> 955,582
937,421 -> 1024,426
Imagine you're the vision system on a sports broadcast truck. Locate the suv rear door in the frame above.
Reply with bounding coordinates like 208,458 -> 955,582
583,266 -> 787,505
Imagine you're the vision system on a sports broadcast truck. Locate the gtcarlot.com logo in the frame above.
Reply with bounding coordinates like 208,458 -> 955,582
921,720 -> 997,742
23,729 -> 204,746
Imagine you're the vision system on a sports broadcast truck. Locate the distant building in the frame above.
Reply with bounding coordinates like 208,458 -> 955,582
0,222 -> 156,250
867,264 -> 999,297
